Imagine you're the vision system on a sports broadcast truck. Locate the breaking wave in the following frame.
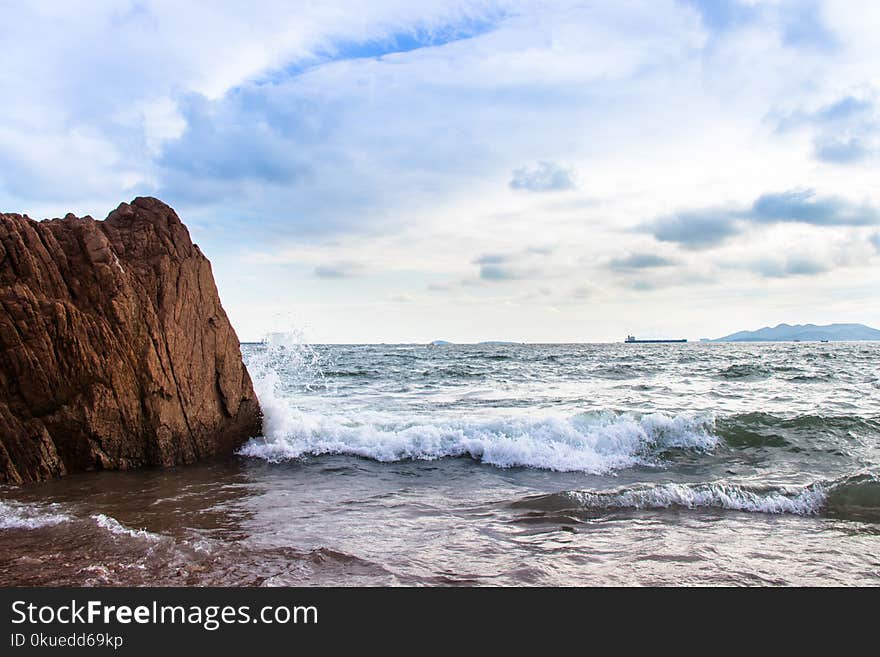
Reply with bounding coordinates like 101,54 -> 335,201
513,473 -> 880,519
240,335 -> 712,473
240,333 -> 718,473
0,499 -> 70,530
239,335 -> 879,481
516,482 -> 827,515
0,501 -> 165,542
239,407 -> 717,473
91,514 -> 162,541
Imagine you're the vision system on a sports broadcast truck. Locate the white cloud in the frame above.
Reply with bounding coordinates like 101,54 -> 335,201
2,1 -> 879,341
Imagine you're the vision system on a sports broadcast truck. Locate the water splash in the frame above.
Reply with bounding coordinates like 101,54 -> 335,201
243,329 -> 330,441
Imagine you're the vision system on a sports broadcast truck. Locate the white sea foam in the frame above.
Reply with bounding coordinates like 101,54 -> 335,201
239,406 -> 718,474
91,514 -> 161,541
0,499 -> 70,529
566,482 -> 827,515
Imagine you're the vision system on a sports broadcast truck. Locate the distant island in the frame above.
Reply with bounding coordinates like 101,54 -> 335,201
711,323 -> 880,342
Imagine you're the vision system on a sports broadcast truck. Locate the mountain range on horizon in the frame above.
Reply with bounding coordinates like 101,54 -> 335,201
710,323 -> 880,342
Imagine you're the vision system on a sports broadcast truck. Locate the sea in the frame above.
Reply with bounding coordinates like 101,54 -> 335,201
2,338 -> 879,586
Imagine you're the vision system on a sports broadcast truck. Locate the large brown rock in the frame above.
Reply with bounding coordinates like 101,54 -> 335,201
0,197 -> 261,484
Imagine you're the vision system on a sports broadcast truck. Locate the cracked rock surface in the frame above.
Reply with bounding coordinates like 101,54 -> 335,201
0,197 -> 262,484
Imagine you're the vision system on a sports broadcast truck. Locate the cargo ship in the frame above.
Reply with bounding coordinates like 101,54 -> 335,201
624,335 -> 687,343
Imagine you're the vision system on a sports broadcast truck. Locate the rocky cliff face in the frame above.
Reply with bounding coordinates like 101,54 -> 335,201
0,197 -> 261,484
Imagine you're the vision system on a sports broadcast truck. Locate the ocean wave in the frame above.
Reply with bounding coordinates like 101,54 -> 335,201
323,369 -> 380,378
593,364 -> 657,379
420,365 -> 482,378
513,473 -> 880,519
243,337 -> 718,472
242,334 -> 717,472
513,482 -> 826,515
787,374 -> 834,383
91,514 -> 162,541
825,473 -> 880,521
717,412 -> 879,449
568,482 -> 826,515
241,335 -> 877,477
0,500 -> 165,540
0,500 -> 70,530
239,409 -> 718,473
718,363 -> 773,379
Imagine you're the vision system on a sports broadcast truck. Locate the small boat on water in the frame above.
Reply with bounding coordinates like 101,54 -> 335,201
624,335 -> 687,344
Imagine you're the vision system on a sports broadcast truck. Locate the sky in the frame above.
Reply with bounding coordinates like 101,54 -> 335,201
1,0 -> 879,343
